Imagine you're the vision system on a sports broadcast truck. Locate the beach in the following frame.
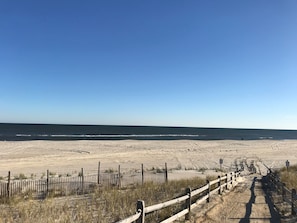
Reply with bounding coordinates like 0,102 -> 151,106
0,139 -> 297,178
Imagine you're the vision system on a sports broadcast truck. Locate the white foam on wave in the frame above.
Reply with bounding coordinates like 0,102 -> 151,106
49,134 -> 202,138
16,134 -> 32,137
259,136 -> 273,139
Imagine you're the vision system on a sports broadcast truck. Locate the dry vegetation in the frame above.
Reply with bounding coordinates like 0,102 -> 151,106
278,165 -> 297,190
0,177 -> 211,223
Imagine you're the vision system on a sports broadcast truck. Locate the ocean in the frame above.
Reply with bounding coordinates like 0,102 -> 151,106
0,123 -> 297,141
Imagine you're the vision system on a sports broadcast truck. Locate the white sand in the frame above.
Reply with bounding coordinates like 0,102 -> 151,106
0,140 -> 296,177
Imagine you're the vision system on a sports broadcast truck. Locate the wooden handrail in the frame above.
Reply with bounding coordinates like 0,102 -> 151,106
194,194 -> 209,206
220,175 -> 228,181
159,209 -> 189,223
210,187 -> 221,196
145,194 -> 189,214
209,178 -> 220,186
116,170 -> 240,223
191,184 -> 208,197
117,212 -> 141,223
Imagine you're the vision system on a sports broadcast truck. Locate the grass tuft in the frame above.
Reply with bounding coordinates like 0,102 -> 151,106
278,165 -> 297,190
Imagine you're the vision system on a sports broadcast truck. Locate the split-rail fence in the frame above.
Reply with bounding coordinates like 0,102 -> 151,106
117,170 -> 241,223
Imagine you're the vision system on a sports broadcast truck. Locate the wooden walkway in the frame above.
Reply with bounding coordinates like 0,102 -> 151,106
194,174 -> 281,223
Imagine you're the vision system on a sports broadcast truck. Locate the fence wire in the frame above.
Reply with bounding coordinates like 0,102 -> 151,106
0,170 -> 169,199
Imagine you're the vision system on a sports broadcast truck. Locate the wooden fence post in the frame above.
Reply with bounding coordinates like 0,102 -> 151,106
292,189 -> 296,215
118,165 -> 121,188
165,163 -> 168,183
141,164 -> 144,185
136,200 -> 145,223
7,171 -> 10,198
218,176 -> 222,195
46,169 -> 49,195
97,162 -> 100,185
207,180 -> 210,203
225,173 -> 228,190
185,187 -> 191,220
81,168 -> 84,194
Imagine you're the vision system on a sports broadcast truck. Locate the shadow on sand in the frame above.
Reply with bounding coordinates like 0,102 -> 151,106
238,176 -> 280,223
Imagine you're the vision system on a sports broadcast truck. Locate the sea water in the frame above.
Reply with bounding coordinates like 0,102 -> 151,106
0,123 -> 296,141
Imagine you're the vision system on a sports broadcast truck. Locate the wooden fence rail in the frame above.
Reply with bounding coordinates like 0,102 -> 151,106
117,170 -> 241,223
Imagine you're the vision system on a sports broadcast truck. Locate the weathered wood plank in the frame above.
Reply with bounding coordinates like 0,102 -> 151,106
160,209 -> 189,223
145,194 -> 189,214
116,212 -> 141,223
210,187 -> 220,195
191,184 -> 208,197
195,194 -> 209,205
209,178 -> 220,186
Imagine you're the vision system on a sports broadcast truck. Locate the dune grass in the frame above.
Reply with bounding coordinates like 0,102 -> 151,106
278,165 -> 297,190
0,177 -> 210,223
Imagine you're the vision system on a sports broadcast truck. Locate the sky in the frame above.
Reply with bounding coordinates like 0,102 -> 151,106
0,1 -> 297,130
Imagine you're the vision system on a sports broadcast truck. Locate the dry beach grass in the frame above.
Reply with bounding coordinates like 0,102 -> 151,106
0,178 -> 209,223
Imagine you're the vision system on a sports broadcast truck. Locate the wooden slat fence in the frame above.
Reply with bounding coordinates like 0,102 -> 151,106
117,170 -> 241,223
0,172 -> 126,198
0,174 -> 99,198
0,162 -> 197,199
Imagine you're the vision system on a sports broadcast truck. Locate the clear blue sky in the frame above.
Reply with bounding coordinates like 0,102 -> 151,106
1,1 -> 297,129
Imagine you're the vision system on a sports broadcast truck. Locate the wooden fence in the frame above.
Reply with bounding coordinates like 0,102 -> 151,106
0,162 -> 181,199
265,170 -> 297,216
117,170 -> 241,223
